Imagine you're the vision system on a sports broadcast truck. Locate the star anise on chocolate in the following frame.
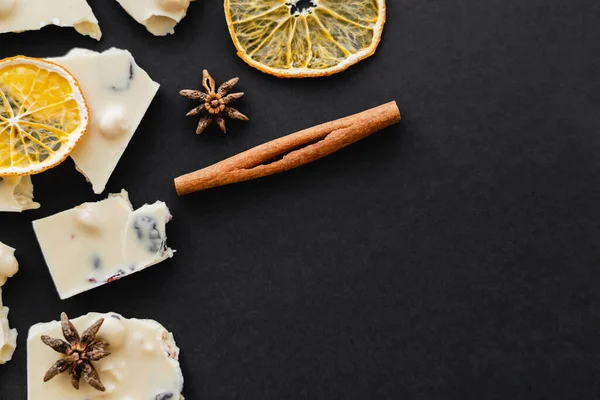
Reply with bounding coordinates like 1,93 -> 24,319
180,69 -> 249,135
41,312 -> 111,392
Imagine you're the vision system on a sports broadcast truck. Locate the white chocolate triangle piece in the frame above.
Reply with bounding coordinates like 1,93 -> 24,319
49,48 -> 160,194
116,0 -> 195,36
0,176 -> 40,212
0,0 -> 101,40
0,242 -> 18,364
32,190 -> 175,299
28,312 -> 184,399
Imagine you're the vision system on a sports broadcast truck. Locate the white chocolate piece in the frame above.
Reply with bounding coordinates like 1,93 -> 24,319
32,190 -> 175,299
0,0 -> 101,40
49,48 -> 160,194
0,242 -> 18,364
0,306 -> 16,364
116,0 -> 195,36
0,176 -> 40,213
27,312 -> 184,399
0,242 -> 18,286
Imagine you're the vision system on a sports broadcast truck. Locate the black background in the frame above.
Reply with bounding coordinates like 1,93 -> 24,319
1,0 -> 599,399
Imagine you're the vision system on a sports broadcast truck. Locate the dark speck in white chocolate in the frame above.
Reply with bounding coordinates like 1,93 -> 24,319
133,216 -> 165,254
110,62 -> 135,92
92,256 -> 102,270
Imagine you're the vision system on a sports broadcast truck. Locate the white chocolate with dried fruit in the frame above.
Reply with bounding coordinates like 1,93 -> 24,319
49,48 -> 160,194
0,0 -> 101,39
115,0 -> 195,36
27,312 -> 184,399
0,242 -> 18,364
32,190 -> 174,299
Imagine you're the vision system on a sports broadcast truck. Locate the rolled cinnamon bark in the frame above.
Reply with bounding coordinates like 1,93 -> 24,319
174,101 -> 401,196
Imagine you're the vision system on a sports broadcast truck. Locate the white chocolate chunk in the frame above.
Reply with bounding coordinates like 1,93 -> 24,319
0,0 -> 101,40
0,306 -> 16,364
0,242 -> 18,364
0,242 -> 18,286
0,176 -> 40,212
116,0 -> 195,36
99,106 -> 129,139
32,190 -> 175,299
49,48 -> 160,194
28,312 -> 185,399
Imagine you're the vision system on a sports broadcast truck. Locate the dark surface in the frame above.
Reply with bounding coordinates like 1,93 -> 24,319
0,0 -> 599,399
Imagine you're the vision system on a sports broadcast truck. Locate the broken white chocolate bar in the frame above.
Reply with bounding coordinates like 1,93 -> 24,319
32,190 -> 174,299
0,0 -> 101,40
49,48 -> 160,194
0,241 -> 18,364
28,312 -> 184,399
0,176 -> 40,212
116,0 -> 195,36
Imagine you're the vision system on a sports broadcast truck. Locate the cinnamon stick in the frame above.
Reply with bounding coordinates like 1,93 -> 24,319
174,101 -> 401,196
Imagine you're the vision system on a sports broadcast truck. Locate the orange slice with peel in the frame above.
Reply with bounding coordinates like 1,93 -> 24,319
224,0 -> 387,78
0,56 -> 89,176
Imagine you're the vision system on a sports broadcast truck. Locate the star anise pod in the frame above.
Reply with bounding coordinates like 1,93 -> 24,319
41,312 -> 111,392
180,69 -> 249,135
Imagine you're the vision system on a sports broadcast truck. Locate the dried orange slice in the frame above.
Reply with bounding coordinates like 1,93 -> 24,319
0,57 -> 89,176
224,0 -> 387,78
